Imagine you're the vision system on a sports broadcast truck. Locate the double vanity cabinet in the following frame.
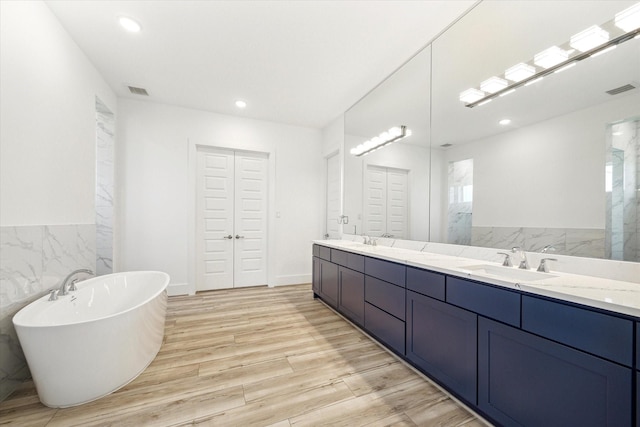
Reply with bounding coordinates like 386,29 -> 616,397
312,243 -> 639,427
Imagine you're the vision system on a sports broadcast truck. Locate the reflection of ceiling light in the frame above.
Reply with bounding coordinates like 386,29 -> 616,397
235,100 -> 247,108
499,119 -> 511,125
615,2 -> 640,32
119,16 -> 141,32
350,126 -> 411,157
613,131 -> 623,136
570,25 -> 609,52
505,63 -> 535,82
459,88 -> 485,103
534,46 -> 568,69
481,76 -> 508,94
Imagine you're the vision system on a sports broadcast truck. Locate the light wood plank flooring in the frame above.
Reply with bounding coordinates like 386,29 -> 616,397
0,284 -> 487,426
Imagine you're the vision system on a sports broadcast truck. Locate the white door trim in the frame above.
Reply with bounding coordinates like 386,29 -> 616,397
188,139 -> 276,295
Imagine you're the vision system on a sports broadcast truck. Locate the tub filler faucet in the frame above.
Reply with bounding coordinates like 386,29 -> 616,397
59,269 -> 94,296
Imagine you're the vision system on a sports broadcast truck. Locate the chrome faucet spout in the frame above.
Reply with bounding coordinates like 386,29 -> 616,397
59,269 -> 94,296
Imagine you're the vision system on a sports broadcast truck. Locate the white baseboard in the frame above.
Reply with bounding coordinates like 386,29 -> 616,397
273,274 -> 311,287
167,282 -> 193,296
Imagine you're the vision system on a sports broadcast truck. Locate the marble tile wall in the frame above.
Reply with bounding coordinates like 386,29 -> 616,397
96,104 -> 114,275
0,224 -> 95,401
471,226 -> 606,259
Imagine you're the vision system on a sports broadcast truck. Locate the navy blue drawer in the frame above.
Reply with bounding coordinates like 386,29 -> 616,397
407,267 -> 445,301
318,245 -> 331,261
365,302 -> 405,355
447,277 -> 520,327
365,276 -> 405,320
365,257 -> 405,287
522,296 -> 633,367
313,244 -> 319,257
636,322 -> 639,370
331,249 -> 364,273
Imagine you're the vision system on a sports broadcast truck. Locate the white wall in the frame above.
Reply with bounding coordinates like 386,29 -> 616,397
0,0 -> 116,401
0,1 -> 116,226
117,99 -> 323,291
438,94 -> 640,230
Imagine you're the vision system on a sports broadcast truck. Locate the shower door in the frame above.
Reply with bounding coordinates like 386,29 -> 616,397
196,147 -> 268,290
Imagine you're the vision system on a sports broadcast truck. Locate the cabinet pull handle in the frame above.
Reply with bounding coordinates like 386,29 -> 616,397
223,235 -> 233,239
235,235 -> 245,239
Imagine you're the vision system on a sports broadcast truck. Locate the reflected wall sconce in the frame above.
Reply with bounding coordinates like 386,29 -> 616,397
459,2 -> 640,108
350,126 -> 412,156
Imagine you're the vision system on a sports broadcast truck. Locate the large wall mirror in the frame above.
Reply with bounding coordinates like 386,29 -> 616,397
344,0 -> 640,262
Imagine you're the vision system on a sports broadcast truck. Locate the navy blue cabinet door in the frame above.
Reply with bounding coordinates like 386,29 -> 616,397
339,267 -> 364,326
319,259 -> 338,307
312,257 -> 320,294
478,317 -> 632,427
406,290 -> 477,404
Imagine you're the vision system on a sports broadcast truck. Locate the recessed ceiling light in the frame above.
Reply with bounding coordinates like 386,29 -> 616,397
119,16 -> 141,33
235,100 -> 247,109
499,119 -> 511,125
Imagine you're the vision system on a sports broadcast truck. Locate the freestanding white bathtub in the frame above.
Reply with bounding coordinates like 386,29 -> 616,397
13,271 -> 170,408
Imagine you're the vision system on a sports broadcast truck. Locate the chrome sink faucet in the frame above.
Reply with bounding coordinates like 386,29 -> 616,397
537,258 -> 558,273
512,247 -> 529,269
59,269 -> 94,296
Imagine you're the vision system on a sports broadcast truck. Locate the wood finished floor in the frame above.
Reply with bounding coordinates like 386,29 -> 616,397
0,284 -> 487,427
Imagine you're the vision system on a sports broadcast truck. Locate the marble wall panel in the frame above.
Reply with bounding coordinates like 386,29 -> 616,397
0,224 -> 95,401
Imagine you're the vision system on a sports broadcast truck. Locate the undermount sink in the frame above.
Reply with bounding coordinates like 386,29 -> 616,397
461,264 -> 557,282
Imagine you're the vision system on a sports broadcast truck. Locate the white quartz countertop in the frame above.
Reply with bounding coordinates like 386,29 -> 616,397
314,240 -> 640,319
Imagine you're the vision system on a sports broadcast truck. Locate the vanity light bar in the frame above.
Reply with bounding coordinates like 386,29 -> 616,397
460,3 -> 640,109
350,126 -> 412,157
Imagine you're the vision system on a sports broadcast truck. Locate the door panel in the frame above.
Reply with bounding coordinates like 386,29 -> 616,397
326,153 -> 341,238
364,166 -> 386,236
234,152 -> 268,287
197,148 -> 234,290
364,165 -> 408,238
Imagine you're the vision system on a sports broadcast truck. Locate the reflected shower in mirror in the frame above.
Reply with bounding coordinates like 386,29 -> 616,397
344,46 -> 431,241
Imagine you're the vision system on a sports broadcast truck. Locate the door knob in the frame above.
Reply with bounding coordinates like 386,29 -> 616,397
235,235 -> 245,239
223,235 -> 233,239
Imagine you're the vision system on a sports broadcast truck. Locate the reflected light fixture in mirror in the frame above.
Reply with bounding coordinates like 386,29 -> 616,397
459,1 -> 640,108
350,126 -> 412,157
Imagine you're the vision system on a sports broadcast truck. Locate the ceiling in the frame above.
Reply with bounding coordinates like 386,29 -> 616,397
44,0 -> 476,129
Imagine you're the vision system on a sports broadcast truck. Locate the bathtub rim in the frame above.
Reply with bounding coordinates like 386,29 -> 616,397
12,270 -> 170,329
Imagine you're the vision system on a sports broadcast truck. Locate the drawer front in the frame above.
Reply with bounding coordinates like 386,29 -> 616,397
522,296 -> 634,367
637,372 -> 639,427
339,267 -> 364,326
331,248 -> 348,267
365,276 -> 405,320
365,257 -> 405,287
318,245 -> 331,261
447,277 -> 520,327
313,244 -> 319,257
365,302 -> 405,355
347,253 -> 365,273
407,267 -> 445,301
636,322 -> 639,370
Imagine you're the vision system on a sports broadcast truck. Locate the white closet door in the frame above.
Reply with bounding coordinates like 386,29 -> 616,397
196,148 -> 235,291
386,168 -> 408,239
364,165 -> 387,236
326,153 -> 341,238
233,152 -> 268,287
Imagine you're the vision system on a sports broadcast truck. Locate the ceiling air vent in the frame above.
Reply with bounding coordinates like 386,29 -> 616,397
127,86 -> 149,96
606,84 -> 636,96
